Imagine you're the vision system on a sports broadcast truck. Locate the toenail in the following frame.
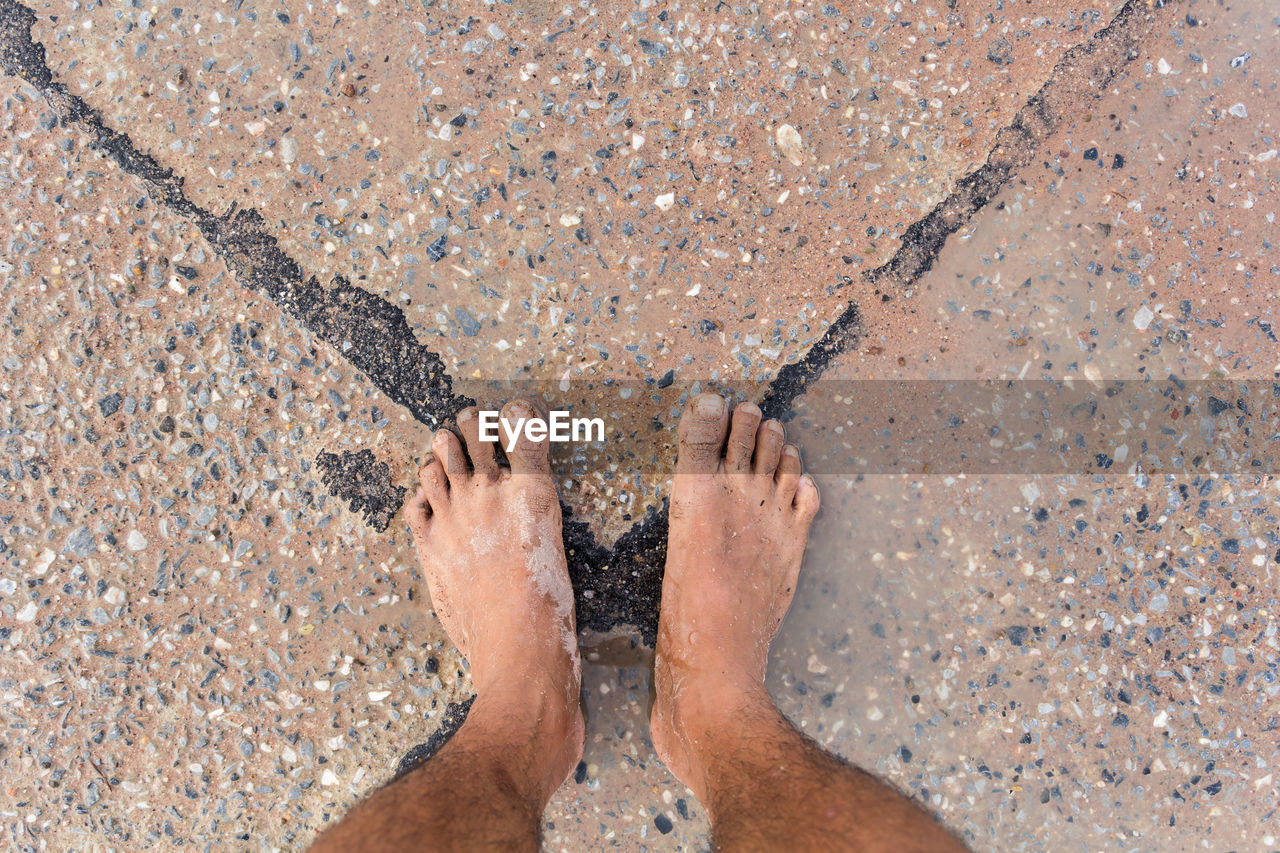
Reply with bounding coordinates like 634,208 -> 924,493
456,408 -> 476,422
736,401 -> 761,417
505,399 -> 537,418
783,444 -> 799,458
432,430 -> 449,445
764,420 -> 785,434
694,394 -> 725,416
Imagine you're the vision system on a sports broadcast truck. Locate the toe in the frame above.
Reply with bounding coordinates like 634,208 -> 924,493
794,473 -> 821,521
457,406 -> 499,481
502,398 -> 551,475
676,393 -> 729,474
724,401 -> 762,473
774,444 -> 802,504
405,485 -> 433,549
753,419 -> 785,476
433,428 -> 470,486
416,451 -> 449,505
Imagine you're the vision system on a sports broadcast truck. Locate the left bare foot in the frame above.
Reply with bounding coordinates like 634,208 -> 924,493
405,399 -> 584,799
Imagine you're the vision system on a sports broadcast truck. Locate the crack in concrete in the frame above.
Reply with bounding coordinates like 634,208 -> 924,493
762,0 -> 1151,420
1,0 -> 1158,643
1,0 -> 1163,786
0,0 -> 656,642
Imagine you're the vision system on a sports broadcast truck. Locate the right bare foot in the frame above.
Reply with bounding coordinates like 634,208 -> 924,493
650,393 -> 820,799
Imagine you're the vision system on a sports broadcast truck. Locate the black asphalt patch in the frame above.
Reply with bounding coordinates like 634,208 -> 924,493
317,450 -> 407,533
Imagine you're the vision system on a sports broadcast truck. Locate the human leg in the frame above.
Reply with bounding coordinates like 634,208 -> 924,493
651,393 -> 966,852
311,401 -> 584,852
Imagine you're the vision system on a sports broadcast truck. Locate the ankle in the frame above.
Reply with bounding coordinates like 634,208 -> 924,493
656,679 -> 781,805
675,673 -> 774,730
469,635 -> 581,707
471,680 -> 579,742
462,689 -> 582,802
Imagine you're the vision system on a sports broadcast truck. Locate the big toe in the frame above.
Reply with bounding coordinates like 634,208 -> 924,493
676,393 -> 729,474
502,399 -> 551,475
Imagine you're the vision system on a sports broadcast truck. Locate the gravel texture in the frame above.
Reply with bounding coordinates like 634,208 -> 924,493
2,0 -> 1277,848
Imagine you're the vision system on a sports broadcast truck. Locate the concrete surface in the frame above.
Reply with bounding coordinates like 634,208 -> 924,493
1,0 -> 1277,849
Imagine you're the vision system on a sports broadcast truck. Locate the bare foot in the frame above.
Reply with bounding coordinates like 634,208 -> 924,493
405,400 -> 584,801
650,393 -> 820,799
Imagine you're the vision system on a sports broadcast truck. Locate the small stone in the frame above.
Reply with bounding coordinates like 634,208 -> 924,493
280,136 -> 299,163
654,192 -> 675,211
426,234 -> 448,262
455,308 -> 481,337
638,38 -> 668,58
368,690 -> 391,701
321,769 -> 339,786
776,123 -> 804,166
340,83 -> 356,97
65,526 -> 95,557
1228,102 -> 1247,118
103,586 -> 127,606
987,36 -> 1013,66
98,393 -> 122,417
16,601 -> 38,622
1133,305 -> 1155,331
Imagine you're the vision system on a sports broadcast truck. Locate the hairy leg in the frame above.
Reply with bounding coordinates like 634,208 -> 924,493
311,401 -> 584,853
651,393 -> 967,853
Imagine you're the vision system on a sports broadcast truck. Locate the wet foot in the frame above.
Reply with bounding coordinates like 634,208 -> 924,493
650,393 -> 820,798
405,400 -> 584,795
